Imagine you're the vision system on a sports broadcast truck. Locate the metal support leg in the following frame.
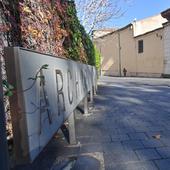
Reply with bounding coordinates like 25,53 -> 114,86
68,111 -> 77,145
90,89 -> 93,103
60,124 -> 69,143
93,86 -> 97,96
84,95 -> 88,115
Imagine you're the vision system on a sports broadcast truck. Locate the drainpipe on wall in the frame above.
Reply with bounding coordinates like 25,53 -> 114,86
118,30 -> 122,77
132,21 -> 138,76
98,44 -> 102,76
134,38 -> 138,77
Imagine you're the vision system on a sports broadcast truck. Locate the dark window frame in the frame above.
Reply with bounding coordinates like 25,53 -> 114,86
138,40 -> 144,53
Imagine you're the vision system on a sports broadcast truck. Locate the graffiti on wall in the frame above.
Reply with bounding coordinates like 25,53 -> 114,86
4,47 -> 97,163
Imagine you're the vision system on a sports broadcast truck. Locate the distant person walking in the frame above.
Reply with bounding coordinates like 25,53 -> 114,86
123,68 -> 127,77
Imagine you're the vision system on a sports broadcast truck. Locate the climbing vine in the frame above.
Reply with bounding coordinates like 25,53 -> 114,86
0,0 -> 97,149
94,45 -> 101,72
0,0 -> 96,63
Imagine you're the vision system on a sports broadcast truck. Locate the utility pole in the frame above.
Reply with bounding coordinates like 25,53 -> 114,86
118,31 -> 122,77
0,69 -> 10,170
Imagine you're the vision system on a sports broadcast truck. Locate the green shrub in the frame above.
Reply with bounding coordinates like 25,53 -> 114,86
94,45 -> 101,72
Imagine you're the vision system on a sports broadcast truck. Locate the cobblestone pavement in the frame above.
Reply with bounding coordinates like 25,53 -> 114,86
15,76 -> 170,170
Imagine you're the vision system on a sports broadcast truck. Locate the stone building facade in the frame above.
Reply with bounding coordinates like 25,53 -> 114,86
162,9 -> 170,77
94,12 -> 170,77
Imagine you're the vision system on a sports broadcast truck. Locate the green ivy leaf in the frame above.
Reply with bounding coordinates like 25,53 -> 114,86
28,77 -> 36,80
37,75 -> 45,80
2,80 -> 9,88
41,64 -> 49,69
5,90 -> 13,97
2,80 -> 14,90
8,84 -> 14,90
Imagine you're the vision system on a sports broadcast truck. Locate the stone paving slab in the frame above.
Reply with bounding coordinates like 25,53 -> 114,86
103,151 -> 139,165
147,126 -> 166,132
77,135 -> 111,144
141,139 -> 165,148
128,132 -> 148,140
103,142 -> 124,153
80,143 -> 103,153
105,161 -> 158,170
135,149 -> 161,161
122,140 -> 145,151
156,147 -> 170,158
154,158 -> 170,170
111,134 -> 130,141
161,137 -> 170,147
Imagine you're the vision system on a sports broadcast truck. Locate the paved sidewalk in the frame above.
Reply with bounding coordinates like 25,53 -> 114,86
15,77 -> 170,170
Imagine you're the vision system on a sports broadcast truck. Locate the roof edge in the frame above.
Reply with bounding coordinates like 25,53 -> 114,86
161,8 -> 170,21
93,24 -> 132,40
134,27 -> 163,38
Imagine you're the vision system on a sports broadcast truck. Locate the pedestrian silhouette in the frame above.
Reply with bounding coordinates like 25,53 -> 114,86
123,68 -> 127,77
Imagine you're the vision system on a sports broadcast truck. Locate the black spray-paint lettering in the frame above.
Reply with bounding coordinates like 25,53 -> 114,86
67,70 -> 73,104
56,70 -> 65,115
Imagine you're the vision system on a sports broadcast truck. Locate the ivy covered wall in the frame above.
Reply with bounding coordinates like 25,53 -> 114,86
0,0 -> 96,65
0,0 -> 100,147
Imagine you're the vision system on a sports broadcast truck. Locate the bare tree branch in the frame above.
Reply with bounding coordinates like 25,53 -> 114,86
75,0 -> 133,34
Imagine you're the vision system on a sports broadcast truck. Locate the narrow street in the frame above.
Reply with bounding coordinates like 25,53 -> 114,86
89,76 -> 170,169
16,76 -> 170,170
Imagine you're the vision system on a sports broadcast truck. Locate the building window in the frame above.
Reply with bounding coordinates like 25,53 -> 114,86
138,40 -> 143,53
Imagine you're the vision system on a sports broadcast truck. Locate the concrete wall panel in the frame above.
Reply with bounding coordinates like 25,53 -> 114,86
4,47 -> 97,164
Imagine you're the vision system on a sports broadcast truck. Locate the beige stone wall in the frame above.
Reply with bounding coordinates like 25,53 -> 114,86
94,33 -> 120,76
135,29 -> 164,77
133,14 -> 167,37
92,29 -> 116,39
163,22 -> 170,75
119,26 -> 136,76
94,25 -> 137,77
94,25 -> 164,77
